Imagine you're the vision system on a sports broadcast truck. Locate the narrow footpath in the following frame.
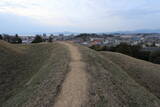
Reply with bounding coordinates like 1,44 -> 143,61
54,42 -> 89,107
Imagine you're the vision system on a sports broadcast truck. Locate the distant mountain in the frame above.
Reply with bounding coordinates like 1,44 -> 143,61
3,31 -> 80,36
112,29 -> 160,34
2,29 -> 160,36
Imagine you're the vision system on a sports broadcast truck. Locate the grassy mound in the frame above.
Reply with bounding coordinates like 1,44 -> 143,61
1,41 -> 160,107
0,40 -> 70,107
101,51 -> 160,99
78,45 -> 160,107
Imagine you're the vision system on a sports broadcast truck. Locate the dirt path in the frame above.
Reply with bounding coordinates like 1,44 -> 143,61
54,42 -> 89,107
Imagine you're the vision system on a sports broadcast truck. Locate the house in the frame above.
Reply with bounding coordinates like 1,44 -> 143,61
155,43 -> 160,47
90,40 -> 103,45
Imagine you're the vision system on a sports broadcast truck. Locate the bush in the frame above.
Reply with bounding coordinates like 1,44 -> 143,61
0,35 -> 3,40
149,50 -> 160,64
90,43 -> 160,64
114,43 -> 133,56
138,51 -> 150,61
90,43 -> 153,63
11,34 -> 22,44
32,35 -> 43,43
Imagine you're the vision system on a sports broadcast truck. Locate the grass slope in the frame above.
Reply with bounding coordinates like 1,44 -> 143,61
1,41 -> 160,107
101,51 -> 160,99
78,45 -> 160,107
0,40 -> 70,107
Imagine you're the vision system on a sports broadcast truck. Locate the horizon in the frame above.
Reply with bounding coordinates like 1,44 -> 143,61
0,0 -> 160,33
1,29 -> 160,36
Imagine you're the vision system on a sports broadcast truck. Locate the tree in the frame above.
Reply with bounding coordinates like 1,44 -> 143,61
0,34 -> 3,40
138,51 -> 150,61
17,37 -> 22,44
15,34 -> 22,44
131,45 -> 141,58
11,34 -> 22,44
149,50 -> 160,64
32,35 -> 43,43
76,33 -> 91,41
115,43 -> 133,56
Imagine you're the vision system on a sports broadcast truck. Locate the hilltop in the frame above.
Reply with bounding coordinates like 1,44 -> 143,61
0,40 -> 70,107
0,40 -> 160,107
79,44 -> 160,107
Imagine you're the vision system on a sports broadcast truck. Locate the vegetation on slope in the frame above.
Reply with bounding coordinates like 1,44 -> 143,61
101,51 -> 160,99
78,44 -> 160,107
0,40 -> 70,107
1,40 -> 160,107
90,43 -> 160,64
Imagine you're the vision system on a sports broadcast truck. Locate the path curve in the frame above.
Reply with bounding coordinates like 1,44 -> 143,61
54,42 -> 88,107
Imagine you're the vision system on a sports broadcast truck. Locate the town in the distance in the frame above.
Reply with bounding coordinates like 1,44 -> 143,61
2,32 -> 160,64
1,32 -> 160,48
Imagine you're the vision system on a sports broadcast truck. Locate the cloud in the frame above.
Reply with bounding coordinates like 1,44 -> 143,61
0,0 -> 160,33
0,0 -> 75,26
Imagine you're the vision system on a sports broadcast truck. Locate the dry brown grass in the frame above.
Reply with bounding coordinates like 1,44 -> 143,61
0,40 -> 25,54
1,40 -> 160,107
101,51 -> 160,99
0,41 -> 70,107
78,44 -> 160,107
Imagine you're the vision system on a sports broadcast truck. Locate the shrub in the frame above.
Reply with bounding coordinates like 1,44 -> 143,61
149,50 -> 160,64
32,35 -> 43,43
0,34 -> 3,40
11,34 -> 22,44
114,43 -> 133,56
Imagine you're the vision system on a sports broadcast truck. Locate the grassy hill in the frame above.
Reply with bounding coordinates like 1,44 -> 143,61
0,40 -> 70,107
1,40 -> 160,107
78,45 -> 160,107
101,51 -> 160,99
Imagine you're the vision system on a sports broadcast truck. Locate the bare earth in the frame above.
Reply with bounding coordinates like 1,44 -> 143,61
54,42 -> 89,107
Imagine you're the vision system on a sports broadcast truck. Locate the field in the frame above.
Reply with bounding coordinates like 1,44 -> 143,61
1,40 -> 160,107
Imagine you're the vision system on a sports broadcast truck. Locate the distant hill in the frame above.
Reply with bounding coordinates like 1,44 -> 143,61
111,29 -> 160,34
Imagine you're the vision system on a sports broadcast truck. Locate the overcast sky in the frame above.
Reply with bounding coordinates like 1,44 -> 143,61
0,0 -> 160,34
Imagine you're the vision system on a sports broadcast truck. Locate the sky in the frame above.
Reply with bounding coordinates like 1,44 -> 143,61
0,0 -> 160,34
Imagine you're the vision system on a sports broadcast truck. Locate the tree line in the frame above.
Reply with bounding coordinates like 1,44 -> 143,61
32,35 -> 53,43
90,43 -> 160,64
0,34 -> 22,44
0,34 -> 53,44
